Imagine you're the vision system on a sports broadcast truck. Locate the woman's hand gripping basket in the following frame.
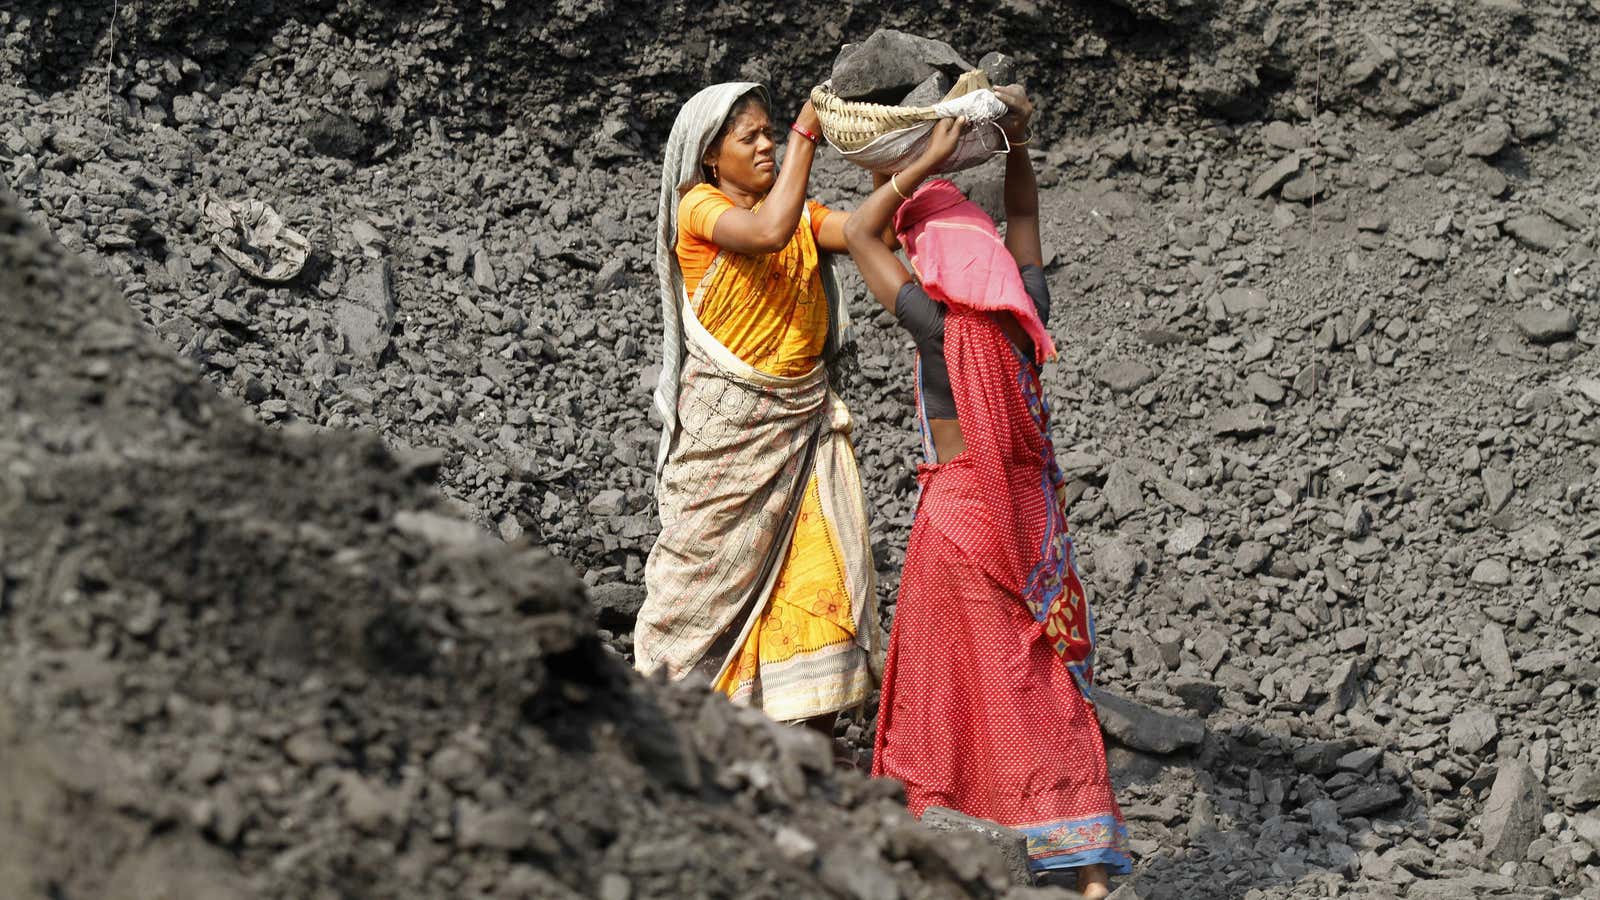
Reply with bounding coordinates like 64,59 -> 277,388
811,69 -> 1013,175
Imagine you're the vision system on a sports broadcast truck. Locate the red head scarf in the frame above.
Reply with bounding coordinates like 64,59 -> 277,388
893,178 -> 1058,362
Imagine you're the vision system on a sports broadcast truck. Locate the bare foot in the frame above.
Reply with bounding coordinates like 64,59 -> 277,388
1077,864 -> 1110,899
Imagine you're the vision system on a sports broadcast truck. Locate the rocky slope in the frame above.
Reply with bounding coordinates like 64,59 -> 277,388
3,0 -> 1600,897
1,182 -> 1065,899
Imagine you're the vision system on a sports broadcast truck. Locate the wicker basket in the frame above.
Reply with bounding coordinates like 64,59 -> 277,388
811,69 -> 992,152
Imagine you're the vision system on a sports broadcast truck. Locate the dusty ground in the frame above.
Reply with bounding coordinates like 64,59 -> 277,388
3,0 -> 1600,897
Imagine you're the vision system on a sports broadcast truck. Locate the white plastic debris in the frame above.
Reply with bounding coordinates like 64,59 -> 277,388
200,194 -> 310,282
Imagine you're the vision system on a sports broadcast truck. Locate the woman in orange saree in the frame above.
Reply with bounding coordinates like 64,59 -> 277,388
635,83 -> 877,731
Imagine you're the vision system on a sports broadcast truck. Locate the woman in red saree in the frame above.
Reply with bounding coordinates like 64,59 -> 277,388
842,91 -> 1131,897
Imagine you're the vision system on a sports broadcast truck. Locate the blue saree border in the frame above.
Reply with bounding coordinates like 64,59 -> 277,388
1017,813 -> 1133,875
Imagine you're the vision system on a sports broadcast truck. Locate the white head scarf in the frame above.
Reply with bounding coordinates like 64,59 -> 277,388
652,83 -> 848,477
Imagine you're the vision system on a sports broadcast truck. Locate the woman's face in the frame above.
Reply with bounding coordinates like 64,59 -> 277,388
705,105 -> 777,194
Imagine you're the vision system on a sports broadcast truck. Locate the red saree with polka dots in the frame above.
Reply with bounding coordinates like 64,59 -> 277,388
871,299 -> 1132,876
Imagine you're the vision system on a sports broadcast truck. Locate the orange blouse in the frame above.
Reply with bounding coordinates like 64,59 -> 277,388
676,184 -> 835,377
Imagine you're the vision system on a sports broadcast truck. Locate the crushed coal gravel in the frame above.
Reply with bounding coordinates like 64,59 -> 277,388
4,0 -> 1600,896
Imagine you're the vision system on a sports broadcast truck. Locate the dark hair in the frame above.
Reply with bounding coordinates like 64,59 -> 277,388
701,90 -> 770,183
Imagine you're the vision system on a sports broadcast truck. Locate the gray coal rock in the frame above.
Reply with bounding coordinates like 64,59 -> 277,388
303,112 -> 374,160
1514,304 -> 1578,344
831,30 -> 973,102
338,259 -> 396,366
902,72 -> 956,107
1095,691 -> 1205,755
919,806 -> 1032,886
589,582 -> 646,632
978,52 -> 1017,86
1503,214 -> 1569,251
1481,760 -> 1547,865
0,178 -> 1020,900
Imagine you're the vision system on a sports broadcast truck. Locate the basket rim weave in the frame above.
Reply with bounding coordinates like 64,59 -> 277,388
811,70 -> 992,152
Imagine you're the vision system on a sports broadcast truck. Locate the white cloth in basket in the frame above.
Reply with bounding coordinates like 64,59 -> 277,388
833,89 -> 1011,174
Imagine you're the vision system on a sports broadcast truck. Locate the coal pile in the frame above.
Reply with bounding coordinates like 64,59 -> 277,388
4,0 -> 1600,897
0,186 -> 1059,898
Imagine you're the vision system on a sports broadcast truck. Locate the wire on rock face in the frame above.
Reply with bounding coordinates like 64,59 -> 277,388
106,0 -> 119,124
105,0 -> 143,128
1311,0 -> 1322,230
1310,0 -> 1332,398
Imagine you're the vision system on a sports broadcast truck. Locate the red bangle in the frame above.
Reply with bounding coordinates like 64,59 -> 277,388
790,122 -> 820,144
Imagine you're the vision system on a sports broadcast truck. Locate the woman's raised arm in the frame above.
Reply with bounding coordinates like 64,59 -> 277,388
843,118 -> 965,313
993,85 -> 1043,270
710,101 -> 824,255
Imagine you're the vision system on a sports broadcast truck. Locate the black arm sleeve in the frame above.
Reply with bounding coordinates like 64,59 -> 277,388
1019,264 -> 1052,326
894,281 -> 946,343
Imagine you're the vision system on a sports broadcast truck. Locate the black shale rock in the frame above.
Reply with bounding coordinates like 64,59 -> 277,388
302,112 -> 373,160
831,30 -> 973,103
1095,691 -> 1204,754
1481,759 -> 1546,865
338,259 -> 396,366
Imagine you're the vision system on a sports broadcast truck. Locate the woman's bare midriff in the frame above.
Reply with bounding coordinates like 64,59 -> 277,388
928,418 -> 965,463
925,311 -> 1031,463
